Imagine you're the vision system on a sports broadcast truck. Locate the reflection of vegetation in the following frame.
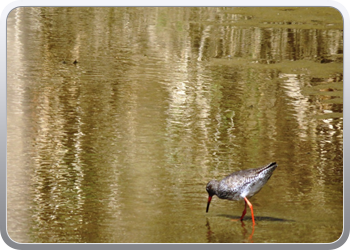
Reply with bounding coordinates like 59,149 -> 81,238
210,58 -> 342,78
222,7 -> 343,30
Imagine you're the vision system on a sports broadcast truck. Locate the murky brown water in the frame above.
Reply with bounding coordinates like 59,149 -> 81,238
7,7 -> 343,243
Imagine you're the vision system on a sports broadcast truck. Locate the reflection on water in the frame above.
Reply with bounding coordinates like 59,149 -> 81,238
206,219 -> 255,243
7,7 -> 342,243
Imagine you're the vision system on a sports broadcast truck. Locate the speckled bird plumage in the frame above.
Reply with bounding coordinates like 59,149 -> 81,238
206,162 -> 277,201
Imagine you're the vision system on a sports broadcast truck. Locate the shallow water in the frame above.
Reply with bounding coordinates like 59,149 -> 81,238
7,7 -> 343,243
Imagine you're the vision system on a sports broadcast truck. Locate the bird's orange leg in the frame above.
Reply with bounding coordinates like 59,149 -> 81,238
240,199 -> 247,221
243,197 -> 255,225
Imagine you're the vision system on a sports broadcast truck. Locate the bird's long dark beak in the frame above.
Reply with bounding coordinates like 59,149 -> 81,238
206,196 -> 212,213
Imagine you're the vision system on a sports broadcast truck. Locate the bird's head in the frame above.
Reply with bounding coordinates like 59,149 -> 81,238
206,180 -> 219,213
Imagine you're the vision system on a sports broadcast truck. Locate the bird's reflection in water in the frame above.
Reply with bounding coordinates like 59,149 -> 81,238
205,219 -> 214,242
206,215 -> 292,243
205,218 -> 255,243
240,221 -> 255,243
